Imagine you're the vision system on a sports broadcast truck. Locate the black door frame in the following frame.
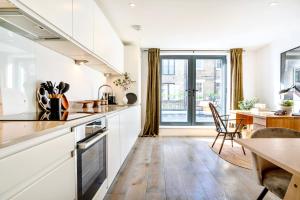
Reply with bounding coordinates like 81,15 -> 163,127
160,55 -> 227,126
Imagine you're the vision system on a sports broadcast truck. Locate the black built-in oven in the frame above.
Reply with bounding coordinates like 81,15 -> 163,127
73,117 -> 108,200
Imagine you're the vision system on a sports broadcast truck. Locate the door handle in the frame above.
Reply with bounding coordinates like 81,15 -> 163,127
77,130 -> 108,149
185,89 -> 198,95
185,89 -> 198,92
185,89 -> 193,96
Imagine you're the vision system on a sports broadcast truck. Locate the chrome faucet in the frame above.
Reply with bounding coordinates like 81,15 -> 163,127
97,84 -> 113,100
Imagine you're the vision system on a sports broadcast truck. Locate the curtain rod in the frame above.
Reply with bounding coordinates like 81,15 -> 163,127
142,49 -> 245,52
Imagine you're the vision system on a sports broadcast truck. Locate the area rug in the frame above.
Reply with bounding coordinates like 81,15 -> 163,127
210,140 -> 252,169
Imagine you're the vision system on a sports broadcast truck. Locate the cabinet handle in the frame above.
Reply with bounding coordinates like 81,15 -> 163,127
71,150 -> 75,157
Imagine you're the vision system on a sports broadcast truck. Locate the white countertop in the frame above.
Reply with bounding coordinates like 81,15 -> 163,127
0,105 -> 139,158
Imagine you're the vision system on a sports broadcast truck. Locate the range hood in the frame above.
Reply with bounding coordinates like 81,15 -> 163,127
0,2 -> 62,40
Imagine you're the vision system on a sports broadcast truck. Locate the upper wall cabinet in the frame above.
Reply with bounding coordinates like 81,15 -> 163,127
93,5 -> 124,73
17,0 -> 73,37
73,0 -> 95,50
14,0 -> 124,74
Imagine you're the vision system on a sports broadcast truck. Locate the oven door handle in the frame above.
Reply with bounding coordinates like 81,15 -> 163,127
77,130 -> 108,150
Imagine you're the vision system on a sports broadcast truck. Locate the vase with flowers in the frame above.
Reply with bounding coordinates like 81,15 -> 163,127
113,72 -> 134,104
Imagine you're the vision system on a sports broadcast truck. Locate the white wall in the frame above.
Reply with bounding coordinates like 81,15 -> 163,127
0,27 -> 106,115
141,51 -> 148,130
243,50 -> 256,100
253,31 -> 300,110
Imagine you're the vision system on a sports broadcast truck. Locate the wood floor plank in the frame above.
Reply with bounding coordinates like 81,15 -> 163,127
146,137 -> 166,197
105,137 -> 280,200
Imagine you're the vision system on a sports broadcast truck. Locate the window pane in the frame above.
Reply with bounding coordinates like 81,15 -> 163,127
161,84 -> 168,101
196,59 -> 204,70
195,58 -> 225,123
161,59 -> 188,123
169,59 -> 175,69
162,60 -> 168,74
169,84 -> 176,100
169,65 -> 175,75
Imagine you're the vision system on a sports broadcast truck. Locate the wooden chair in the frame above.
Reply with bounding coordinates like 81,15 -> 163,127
251,128 -> 300,199
209,103 -> 245,155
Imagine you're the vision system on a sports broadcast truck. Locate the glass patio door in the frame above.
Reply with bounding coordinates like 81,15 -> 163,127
193,56 -> 227,125
160,55 -> 227,126
160,56 -> 192,125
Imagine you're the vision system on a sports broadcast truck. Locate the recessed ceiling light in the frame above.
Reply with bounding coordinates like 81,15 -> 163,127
270,1 -> 279,6
129,2 -> 136,8
131,25 -> 142,31
74,59 -> 88,65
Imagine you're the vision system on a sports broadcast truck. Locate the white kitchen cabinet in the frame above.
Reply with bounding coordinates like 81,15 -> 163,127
93,5 -> 124,73
119,106 -> 141,163
107,113 -> 121,187
12,157 -> 76,200
17,0 -> 73,36
119,110 -> 131,163
73,0 -> 95,50
0,131 -> 75,199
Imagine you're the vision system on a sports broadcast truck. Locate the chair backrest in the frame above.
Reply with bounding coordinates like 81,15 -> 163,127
251,128 -> 300,138
250,128 -> 300,186
209,102 -> 226,132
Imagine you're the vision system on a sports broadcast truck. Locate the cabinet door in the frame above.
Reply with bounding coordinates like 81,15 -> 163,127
12,157 -> 76,200
93,5 -> 112,64
132,105 -> 141,139
111,35 -> 124,73
73,0 -> 94,50
119,109 -> 131,163
0,132 -> 74,198
18,0 -> 73,36
93,5 -> 124,72
118,106 -> 141,164
107,114 -> 121,187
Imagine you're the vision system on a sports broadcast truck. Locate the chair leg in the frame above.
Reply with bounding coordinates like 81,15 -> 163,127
212,132 -> 220,148
218,134 -> 226,154
257,187 -> 268,200
241,146 -> 246,155
230,133 -> 234,147
237,132 -> 246,155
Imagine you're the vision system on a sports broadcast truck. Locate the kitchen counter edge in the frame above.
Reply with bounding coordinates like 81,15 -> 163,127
0,105 -> 140,159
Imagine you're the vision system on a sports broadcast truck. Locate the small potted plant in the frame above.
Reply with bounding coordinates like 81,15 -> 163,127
280,100 -> 293,114
113,72 -> 134,104
238,98 -> 258,110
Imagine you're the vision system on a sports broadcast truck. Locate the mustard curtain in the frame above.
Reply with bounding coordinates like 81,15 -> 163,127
142,48 -> 160,137
230,48 -> 244,110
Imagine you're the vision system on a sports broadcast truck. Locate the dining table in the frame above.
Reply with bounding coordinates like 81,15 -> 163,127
236,138 -> 300,200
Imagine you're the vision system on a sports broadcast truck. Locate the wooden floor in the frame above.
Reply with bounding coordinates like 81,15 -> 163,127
105,137 -> 279,200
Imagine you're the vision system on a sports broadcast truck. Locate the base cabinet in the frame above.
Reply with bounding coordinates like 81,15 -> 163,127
107,114 -> 121,187
12,157 -> 75,200
106,106 -> 141,190
0,106 -> 141,200
0,131 -> 76,200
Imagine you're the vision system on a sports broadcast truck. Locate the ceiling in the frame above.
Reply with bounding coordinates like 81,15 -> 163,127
97,0 -> 300,50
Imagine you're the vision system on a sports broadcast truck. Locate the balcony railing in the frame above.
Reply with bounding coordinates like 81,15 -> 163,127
161,100 -> 186,111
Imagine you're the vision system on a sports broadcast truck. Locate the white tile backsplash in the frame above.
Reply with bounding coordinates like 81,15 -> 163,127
0,27 -> 106,115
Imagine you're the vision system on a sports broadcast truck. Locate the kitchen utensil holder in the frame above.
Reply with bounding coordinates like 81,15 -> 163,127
50,97 -> 62,112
